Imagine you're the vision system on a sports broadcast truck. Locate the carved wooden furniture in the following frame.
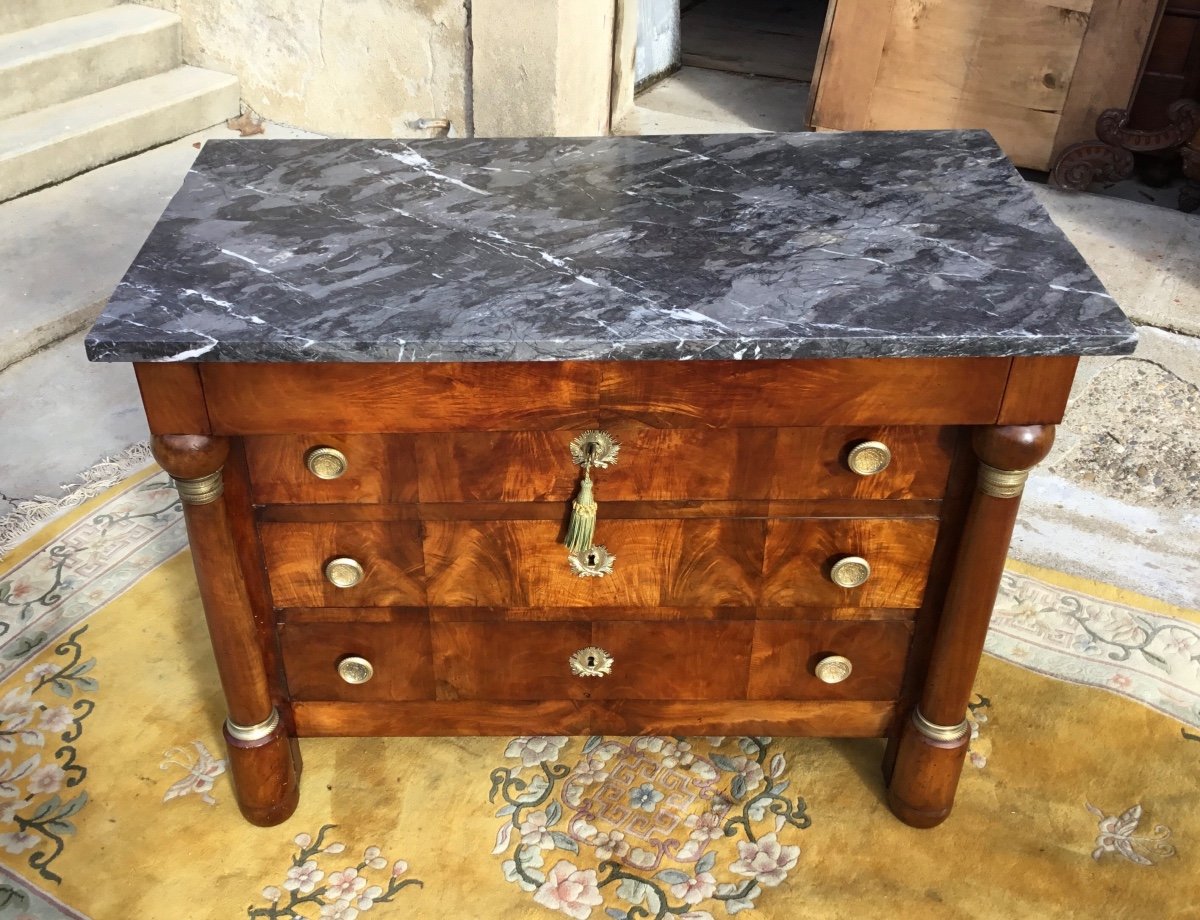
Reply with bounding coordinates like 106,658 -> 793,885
86,133 -> 1135,828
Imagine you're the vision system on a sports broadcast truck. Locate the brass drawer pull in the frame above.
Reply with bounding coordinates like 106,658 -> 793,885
305,445 -> 348,479
830,556 -> 871,588
337,655 -> 374,684
847,440 -> 891,476
569,545 -> 615,577
814,655 -> 853,684
569,646 -> 613,678
324,556 -> 364,588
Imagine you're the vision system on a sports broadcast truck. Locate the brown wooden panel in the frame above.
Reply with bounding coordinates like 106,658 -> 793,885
258,498 -> 944,523
762,518 -> 939,608
423,520 -> 764,607
279,619 -> 435,702
203,359 -> 1009,434
416,425 -> 956,503
749,620 -> 912,701
292,699 -> 895,737
432,620 -> 754,701
259,522 -> 425,607
245,434 -> 420,504
202,362 -> 600,434
597,359 -> 1009,426
134,363 -> 211,434
997,356 -> 1079,425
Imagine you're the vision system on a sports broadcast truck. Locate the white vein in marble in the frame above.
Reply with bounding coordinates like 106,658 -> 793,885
85,131 -> 1137,364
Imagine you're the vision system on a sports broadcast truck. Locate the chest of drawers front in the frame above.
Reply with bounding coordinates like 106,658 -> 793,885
135,353 -> 1074,828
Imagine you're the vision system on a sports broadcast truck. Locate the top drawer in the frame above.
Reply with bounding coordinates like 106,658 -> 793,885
245,426 -> 957,504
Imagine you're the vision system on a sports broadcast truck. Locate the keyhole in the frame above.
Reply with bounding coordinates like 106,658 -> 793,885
587,655 -> 597,668
587,552 -> 597,566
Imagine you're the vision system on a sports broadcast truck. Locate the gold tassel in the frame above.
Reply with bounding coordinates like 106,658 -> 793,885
564,466 -> 597,553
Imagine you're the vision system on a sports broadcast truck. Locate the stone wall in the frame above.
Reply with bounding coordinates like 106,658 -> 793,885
143,0 -> 623,138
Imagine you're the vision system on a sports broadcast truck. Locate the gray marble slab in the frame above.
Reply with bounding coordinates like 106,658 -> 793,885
85,131 -> 1137,363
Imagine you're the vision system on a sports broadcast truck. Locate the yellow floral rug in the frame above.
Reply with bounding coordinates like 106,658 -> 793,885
0,459 -> 1196,919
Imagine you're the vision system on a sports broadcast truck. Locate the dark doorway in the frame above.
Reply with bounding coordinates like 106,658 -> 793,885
680,0 -> 829,85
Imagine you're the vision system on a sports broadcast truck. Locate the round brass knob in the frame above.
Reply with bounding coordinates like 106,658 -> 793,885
830,556 -> 871,589
305,446 -> 348,480
846,440 -> 891,476
569,646 -> 613,678
814,655 -> 853,684
324,556 -> 364,588
337,656 -> 374,684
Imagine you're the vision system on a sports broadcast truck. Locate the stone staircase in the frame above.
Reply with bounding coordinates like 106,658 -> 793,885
0,0 -> 239,202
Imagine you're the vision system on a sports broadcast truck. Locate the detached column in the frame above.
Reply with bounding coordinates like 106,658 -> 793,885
887,425 -> 1055,827
152,434 -> 299,826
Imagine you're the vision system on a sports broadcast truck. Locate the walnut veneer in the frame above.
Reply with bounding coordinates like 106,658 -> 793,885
140,356 -> 1075,827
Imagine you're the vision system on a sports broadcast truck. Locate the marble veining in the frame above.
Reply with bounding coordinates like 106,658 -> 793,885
85,131 -> 1137,363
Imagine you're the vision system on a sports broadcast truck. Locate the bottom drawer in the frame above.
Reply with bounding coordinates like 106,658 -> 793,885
278,614 -> 912,704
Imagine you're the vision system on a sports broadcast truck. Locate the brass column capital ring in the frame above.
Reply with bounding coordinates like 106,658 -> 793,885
977,463 -> 1029,499
174,469 -> 225,505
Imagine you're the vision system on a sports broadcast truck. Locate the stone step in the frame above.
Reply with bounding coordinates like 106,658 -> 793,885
0,65 -> 240,202
0,0 -> 115,35
0,6 -> 181,121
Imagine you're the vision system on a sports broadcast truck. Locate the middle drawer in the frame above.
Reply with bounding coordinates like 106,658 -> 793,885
260,518 -> 938,609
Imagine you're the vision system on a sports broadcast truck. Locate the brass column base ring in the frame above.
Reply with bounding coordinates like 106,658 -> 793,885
225,708 -> 281,744
912,708 -> 969,745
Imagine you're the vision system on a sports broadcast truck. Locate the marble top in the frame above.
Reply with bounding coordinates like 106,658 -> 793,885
85,131 -> 1136,363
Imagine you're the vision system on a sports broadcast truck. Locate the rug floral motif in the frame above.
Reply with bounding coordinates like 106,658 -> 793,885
0,457 -> 1197,918
490,735 -> 809,919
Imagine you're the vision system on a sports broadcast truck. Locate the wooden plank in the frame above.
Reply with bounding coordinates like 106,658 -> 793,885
805,0 -> 843,126
293,699 -> 896,736
808,0 -> 893,129
1054,0 -> 1164,162
997,356 -> 1079,424
812,0 -> 1097,169
134,363 -> 211,434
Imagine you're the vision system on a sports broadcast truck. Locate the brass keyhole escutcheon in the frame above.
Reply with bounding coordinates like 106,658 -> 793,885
568,544 -> 615,577
569,430 -> 620,469
570,646 -> 613,678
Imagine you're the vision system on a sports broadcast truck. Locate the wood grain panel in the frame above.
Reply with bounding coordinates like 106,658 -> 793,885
279,620 -> 435,702
416,426 -> 956,502
997,356 -> 1079,425
762,518 -> 938,608
749,620 -> 912,700
202,362 -> 600,434
259,522 -> 425,607
246,434 -> 420,504
203,359 -> 1009,434
597,359 -> 1009,426
292,699 -> 895,737
432,620 -> 754,701
423,520 -> 764,607
422,606 -> 916,623
134,363 -> 210,434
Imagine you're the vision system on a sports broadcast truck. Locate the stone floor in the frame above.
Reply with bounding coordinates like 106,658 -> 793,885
2,75 -> 1198,609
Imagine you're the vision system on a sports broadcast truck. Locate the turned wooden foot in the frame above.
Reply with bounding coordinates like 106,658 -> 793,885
886,709 -> 970,828
224,710 -> 301,826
